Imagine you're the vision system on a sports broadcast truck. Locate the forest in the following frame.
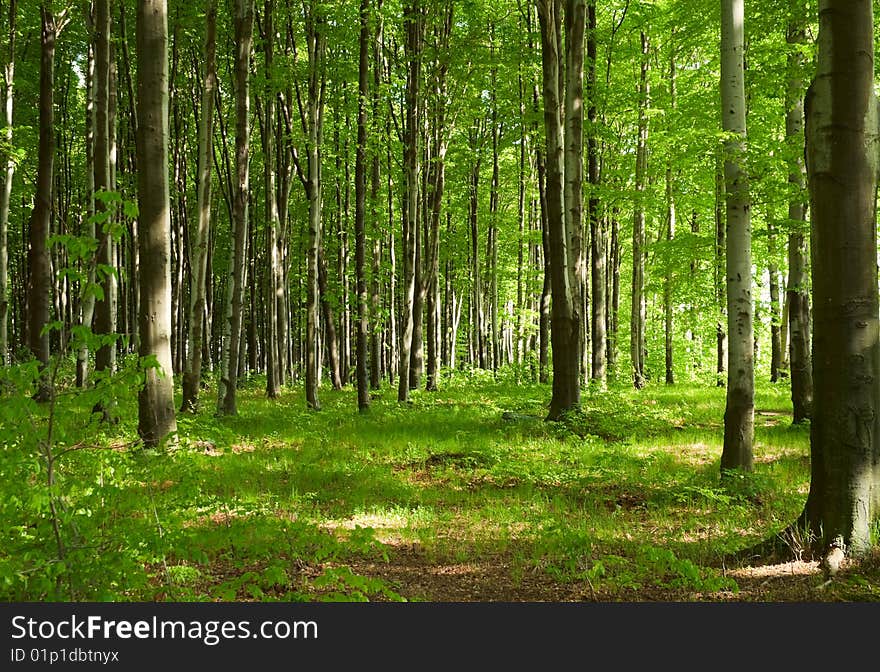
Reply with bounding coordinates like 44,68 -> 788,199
1,0 -> 880,603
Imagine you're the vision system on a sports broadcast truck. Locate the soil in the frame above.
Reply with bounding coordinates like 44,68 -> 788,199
345,544 -> 880,602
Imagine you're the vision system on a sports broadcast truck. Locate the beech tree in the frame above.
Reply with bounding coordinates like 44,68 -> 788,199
537,0 -> 584,420
801,0 -> 880,558
719,0 -> 754,473
135,0 -> 177,446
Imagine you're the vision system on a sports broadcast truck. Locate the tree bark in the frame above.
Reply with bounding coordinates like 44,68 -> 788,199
136,0 -> 178,446
785,5 -> 813,424
93,0 -> 117,419
538,0 -> 582,419
801,0 -> 880,556
587,0 -> 604,386
0,0 -> 13,365
397,0 -> 423,403
181,0 -> 216,412
27,4 -> 55,402
354,0 -> 370,411
630,30 -> 648,390
217,0 -> 253,416
664,43 -> 676,386
720,0 -> 754,473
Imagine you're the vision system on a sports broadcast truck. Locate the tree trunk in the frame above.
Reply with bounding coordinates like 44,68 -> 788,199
663,45 -> 676,386
0,0 -> 12,365
397,0 -> 423,403
714,150 -> 726,386
587,0 -> 604,386
538,0 -> 582,420
217,0 -> 253,416
76,25 -> 94,386
262,0 -> 280,400
93,0 -> 117,419
354,0 -> 370,410
630,31 -> 648,390
27,4 -> 55,402
785,6 -> 813,424
136,0 -> 178,446
720,0 -> 754,474
801,0 -> 880,556
181,0 -> 216,413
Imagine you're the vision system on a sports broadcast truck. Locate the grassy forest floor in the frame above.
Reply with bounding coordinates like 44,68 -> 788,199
4,368 -> 880,602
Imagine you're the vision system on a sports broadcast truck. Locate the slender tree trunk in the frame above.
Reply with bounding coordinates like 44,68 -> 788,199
217,0 -> 253,416
303,1 -> 325,409
369,2 -> 383,390
801,0 -> 880,557
262,0 -> 280,400
181,0 -> 216,412
587,0 -> 605,386
714,150 -> 726,386
136,0 -> 178,446
93,0 -> 117,419
353,0 -> 370,409
720,0 -> 754,473
27,4 -> 55,402
607,207 -> 620,373
76,30 -> 94,386
630,31 -> 648,390
664,43 -> 676,386
0,0 -> 13,365
397,0 -> 423,403
767,227 -> 783,382
537,147 -> 550,384
785,6 -> 812,424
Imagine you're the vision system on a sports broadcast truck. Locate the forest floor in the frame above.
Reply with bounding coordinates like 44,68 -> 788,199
4,368 -> 880,602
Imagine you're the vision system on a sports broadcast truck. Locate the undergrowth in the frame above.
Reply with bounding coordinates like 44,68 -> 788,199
3,360 -> 872,602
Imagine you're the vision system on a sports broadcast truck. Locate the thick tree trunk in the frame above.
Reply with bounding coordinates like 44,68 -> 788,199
720,0 -> 754,473
538,0 -> 582,419
136,0 -> 177,446
181,0 -> 216,413
802,0 -> 880,556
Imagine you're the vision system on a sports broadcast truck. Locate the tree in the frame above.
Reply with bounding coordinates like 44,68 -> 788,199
354,0 -> 370,412
719,0 -> 754,474
93,0 -> 117,420
217,0 -> 253,416
136,0 -> 177,447
0,0 -> 15,366
630,29 -> 648,390
181,0 -> 217,413
801,0 -> 880,557
27,2 -> 56,402
537,0 -> 584,420
785,0 -> 812,424
397,0 -> 423,404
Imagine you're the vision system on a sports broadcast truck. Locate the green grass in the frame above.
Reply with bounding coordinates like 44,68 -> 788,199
4,365 -> 877,602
